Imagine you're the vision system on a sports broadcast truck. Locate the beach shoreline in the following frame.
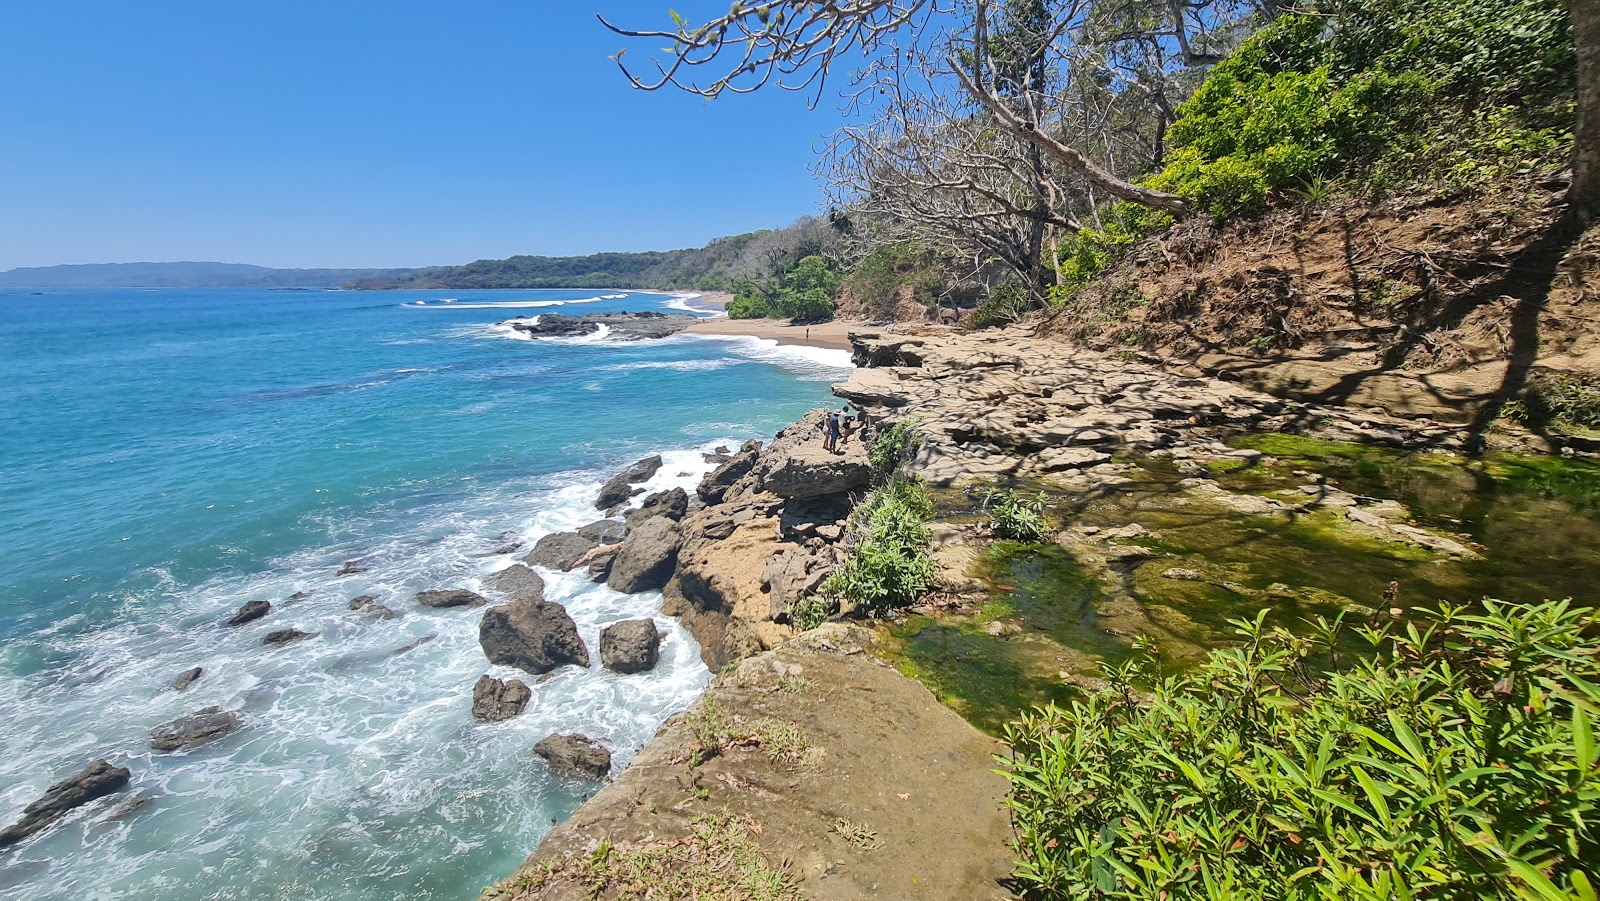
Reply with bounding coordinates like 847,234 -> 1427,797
683,316 -> 860,351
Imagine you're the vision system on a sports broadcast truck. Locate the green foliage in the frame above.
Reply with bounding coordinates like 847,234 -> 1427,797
869,420 -> 922,477
727,285 -> 774,319
840,242 -> 947,319
981,488 -> 1049,542
771,255 -> 840,322
791,596 -> 832,631
821,475 -> 936,614
1503,375 -> 1600,434
968,279 -> 1032,330
1003,599 -> 1600,900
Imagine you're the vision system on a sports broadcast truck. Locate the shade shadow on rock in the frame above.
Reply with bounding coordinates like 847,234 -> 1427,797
627,488 -> 688,524
606,517 -> 681,594
533,733 -> 612,780
0,760 -> 131,849
599,619 -> 662,674
150,706 -> 244,752
479,598 -> 591,675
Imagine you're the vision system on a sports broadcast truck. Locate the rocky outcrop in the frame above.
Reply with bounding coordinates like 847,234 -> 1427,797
0,760 -> 132,849
596,455 -> 663,512
225,600 -> 271,626
696,440 -> 761,505
263,628 -> 313,647
415,589 -> 488,609
599,620 -> 662,674
762,547 -> 839,622
533,733 -> 612,780
479,598 -> 590,675
747,411 -> 873,499
336,560 -> 368,576
627,487 -> 688,523
524,532 -> 599,571
606,517 -> 681,594
472,675 -> 533,723
167,667 -> 204,692
348,595 -> 399,619
486,564 -> 545,603
577,520 -> 628,544
504,311 -> 697,342
150,706 -> 244,752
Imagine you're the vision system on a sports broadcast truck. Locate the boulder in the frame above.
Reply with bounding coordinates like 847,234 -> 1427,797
504,311 -> 697,341
167,667 -> 204,692
523,532 -> 600,571
336,561 -> 368,576
696,440 -> 761,505
486,564 -> 545,603
415,589 -> 488,609
763,550 -> 833,621
225,600 -> 270,627
627,487 -> 688,524
577,520 -> 629,544
599,619 -> 662,674
263,628 -> 313,647
606,517 -> 682,594
478,598 -> 590,675
348,595 -> 399,619
471,675 -> 533,722
596,455 -> 664,512
585,552 -> 616,583
533,733 -> 612,780
749,411 -> 873,499
0,760 -> 132,849
150,706 -> 244,752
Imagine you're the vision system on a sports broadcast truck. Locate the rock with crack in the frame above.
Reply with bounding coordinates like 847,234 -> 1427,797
486,564 -> 545,603
748,411 -> 873,500
0,760 -> 132,849
415,589 -> 488,609
472,675 -> 533,722
595,455 -> 663,512
627,487 -> 689,524
533,733 -> 612,780
606,516 -> 682,594
696,439 -> 761,505
150,706 -> 244,752
479,598 -> 590,675
599,619 -> 662,674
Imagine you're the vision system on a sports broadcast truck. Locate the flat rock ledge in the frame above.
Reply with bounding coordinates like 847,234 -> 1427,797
485,625 -> 1017,900
0,760 -> 132,849
150,706 -> 244,752
503,312 -> 697,342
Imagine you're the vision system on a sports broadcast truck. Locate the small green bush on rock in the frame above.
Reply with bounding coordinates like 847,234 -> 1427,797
982,488 -> 1050,542
821,475 -> 936,614
1003,599 -> 1600,900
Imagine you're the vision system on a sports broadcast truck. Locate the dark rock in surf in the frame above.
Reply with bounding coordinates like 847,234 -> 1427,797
627,488 -> 689,524
533,733 -> 612,780
225,600 -> 271,627
596,455 -> 664,512
472,675 -> 533,722
578,520 -> 629,544
167,667 -> 204,692
599,620 -> 662,674
150,706 -> 244,752
606,517 -> 681,594
478,598 -> 590,675
523,532 -> 600,572
348,595 -> 399,619
0,760 -> 132,849
336,561 -> 368,576
503,311 -> 697,342
696,440 -> 762,505
415,589 -> 488,609
263,628 -> 313,647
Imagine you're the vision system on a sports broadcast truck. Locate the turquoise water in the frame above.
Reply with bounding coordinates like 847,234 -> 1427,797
0,287 -> 850,898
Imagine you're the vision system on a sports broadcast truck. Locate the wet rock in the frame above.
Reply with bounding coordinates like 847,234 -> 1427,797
472,675 -> 532,723
486,564 -> 545,603
599,619 -> 662,674
596,455 -> 664,512
0,760 -> 132,849
696,439 -> 761,505
578,520 -> 629,544
167,667 -> 204,692
533,733 -> 612,780
285,590 -> 312,603
627,487 -> 689,524
415,589 -> 488,609
606,516 -> 682,594
348,595 -> 399,619
586,552 -> 616,583
1162,568 -> 1205,581
263,628 -> 313,647
225,600 -> 271,627
504,311 -> 697,342
479,598 -> 590,675
523,532 -> 601,571
150,706 -> 244,752
336,561 -> 368,576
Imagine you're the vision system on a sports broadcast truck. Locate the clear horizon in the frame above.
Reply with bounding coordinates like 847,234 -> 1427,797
0,2 -> 836,271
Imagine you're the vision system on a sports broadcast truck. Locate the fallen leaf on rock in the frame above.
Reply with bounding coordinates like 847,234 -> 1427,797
897,793 -> 910,800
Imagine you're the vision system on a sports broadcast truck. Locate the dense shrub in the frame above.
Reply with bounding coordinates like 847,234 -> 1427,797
771,254 -> 840,322
868,420 -> 921,476
968,279 -> 1032,330
820,475 -> 936,614
1504,374 -> 1600,433
726,288 -> 773,319
1003,599 -> 1600,900
840,242 -> 946,320
981,488 -> 1050,542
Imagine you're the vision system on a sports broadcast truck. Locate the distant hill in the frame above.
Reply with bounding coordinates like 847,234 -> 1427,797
0,261 -> 413,289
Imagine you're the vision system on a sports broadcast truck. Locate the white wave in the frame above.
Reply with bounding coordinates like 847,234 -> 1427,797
423,300 -> 570,310
599,358 -> 739,374
670,333 -> 855,381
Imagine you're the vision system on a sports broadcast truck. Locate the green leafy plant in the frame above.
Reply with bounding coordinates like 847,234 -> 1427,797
1002,599 -> 1600,900
821,475 -> 936,614
968,279 -> 1032,330
869,421 -> 921,477
982,488 -> 1050,542
1504,375 -> 1600,434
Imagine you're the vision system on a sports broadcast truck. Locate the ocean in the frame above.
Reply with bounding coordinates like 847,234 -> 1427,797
0,287 -> 852,899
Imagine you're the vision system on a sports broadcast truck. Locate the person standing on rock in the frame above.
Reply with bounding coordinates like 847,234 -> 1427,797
822,410 -> 841,453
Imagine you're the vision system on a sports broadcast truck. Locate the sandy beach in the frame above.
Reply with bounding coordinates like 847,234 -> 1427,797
684,316 -> 860,350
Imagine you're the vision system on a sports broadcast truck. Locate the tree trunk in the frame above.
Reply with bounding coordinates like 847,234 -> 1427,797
1569,0 -> 1600,222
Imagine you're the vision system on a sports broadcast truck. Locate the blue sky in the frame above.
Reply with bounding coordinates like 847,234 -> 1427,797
0,1 -> 840,269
